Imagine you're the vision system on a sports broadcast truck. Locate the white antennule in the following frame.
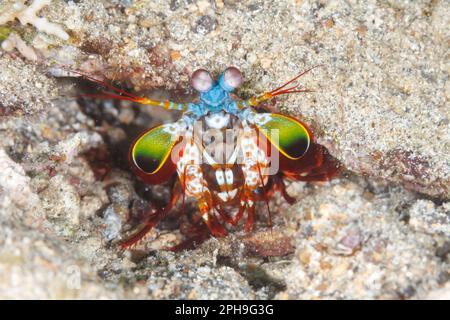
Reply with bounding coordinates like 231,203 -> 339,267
204,111 -> 230,129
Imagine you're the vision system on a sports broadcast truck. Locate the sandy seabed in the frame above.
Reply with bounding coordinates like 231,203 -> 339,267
0,0 -> 448,299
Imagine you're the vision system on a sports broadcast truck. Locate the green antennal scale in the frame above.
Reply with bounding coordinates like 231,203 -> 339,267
253,113 -> 310,160
131,124 -> 182,175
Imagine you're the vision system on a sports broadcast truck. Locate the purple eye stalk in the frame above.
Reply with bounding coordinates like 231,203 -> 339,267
189,67 -> 244,112
191,67 -> 243,93
219,66 -> 243,92
191,69 -> 213,93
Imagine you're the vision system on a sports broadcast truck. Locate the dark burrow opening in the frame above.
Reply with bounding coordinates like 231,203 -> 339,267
69,77 -> 320,295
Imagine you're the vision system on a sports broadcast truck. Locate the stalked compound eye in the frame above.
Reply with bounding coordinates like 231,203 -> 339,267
191,69 -> 213,92
219,66 -> 242,92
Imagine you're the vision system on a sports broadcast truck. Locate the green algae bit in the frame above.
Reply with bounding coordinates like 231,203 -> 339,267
0,26 -> 12,43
